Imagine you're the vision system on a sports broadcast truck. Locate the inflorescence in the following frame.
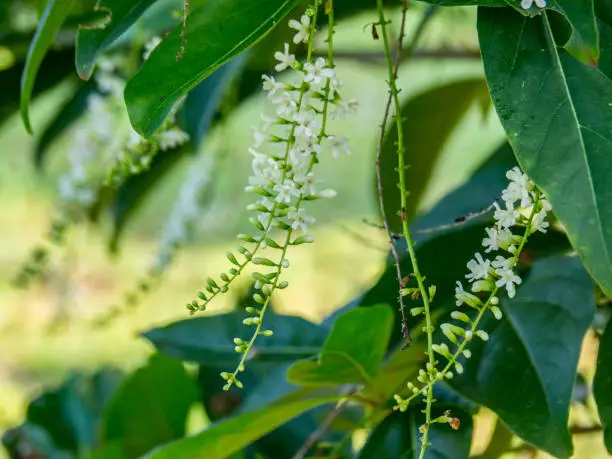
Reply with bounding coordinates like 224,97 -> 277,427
393,166 -> 551,425
188,4 -> 357,391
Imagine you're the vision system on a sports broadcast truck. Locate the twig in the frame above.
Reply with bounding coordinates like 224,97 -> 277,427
292,399 -> 349,459
315,48 -> 481,62
364,201 -> 497,240
176,0 -> 189,61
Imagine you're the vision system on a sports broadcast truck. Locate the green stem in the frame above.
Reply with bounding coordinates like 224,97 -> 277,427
375,1 -> 434,454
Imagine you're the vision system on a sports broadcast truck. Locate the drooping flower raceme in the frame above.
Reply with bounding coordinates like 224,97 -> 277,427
395,167 -> 551,411
190,10 -> 357,390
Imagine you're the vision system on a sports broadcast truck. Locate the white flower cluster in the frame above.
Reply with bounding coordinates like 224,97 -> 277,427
58,93 -> 116,208
520,0 -> 546,10
156,153 -> 216,270
397,167 -> 551,409
212,12 -> 357,390
246,23 -> 355,240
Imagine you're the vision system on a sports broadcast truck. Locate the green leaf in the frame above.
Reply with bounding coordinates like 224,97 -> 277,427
102,354 -> 197,458
358,406 -> 473,459
287,305 -> 393,391
594,316 -> 612,453
20,0 -> 76,133
143,312 -> 328,366
181,56 -> 247,147
34,81 -> 96,168
125,0 -> 299,137
140,397 -> 337,459
75,0 -> 158,80
26,369 -> 123,454
550,0 -> 599,63
380,78 -> 490,230
449,256 -> 594,458
478,7 -> 612,296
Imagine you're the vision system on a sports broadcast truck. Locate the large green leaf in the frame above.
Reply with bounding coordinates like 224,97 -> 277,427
287,305 -> 393,392
478,7 -> 612,296
449,256 -> 594,458
76,0 -> 158,80
143,312 -> 328,366
181,55 -> 247,147
593,317 -> 612,453
380,78 -> 491,231
26,369 -> 123,454
358,405 -> 473,459
20,0 -> 75,133
102,354 -> 198,458
124,0 -> 299,137
140,397 -> 337,459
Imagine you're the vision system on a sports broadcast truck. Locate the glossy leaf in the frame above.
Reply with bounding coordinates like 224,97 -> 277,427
287,305 -> 393,390
35,81 -> 96,168
478,7 -> 612,296
449,256 -> 594,458
76,0 -> 157,80
20,0 -> 75,133
380,78 -> 490,231
140,397 -> 337,459
594,316 -> 612,453
143,312 -> 328,366
358,406 -> 473,459
102,354 -> 198,458
125,0 -> 299,137
550,0 -> 599,63
181,55 -> 247,147
0,48 -> 74,130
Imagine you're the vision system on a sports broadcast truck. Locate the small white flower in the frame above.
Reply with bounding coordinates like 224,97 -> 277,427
492,255 -> 512,269
157,128 -> 190,150
327,135 -> 351,158
303,58 -> 335,85
466,253 -> 491,282
532,210 -> 550,233
521,0 -> 546,10
274,43 -> 296,72
274,179 -> 300,203
288,207 -> 315,232
251,128 -> 268,148
455,281 -> 482,308
293,109 -> 322,139
482,227 -> 513,252
262,75 -> 285,98
494,202 -> 520,228
274,91 -> 298,117
330,98 -> 359,119
494,264 -> 522,298
288,14 -> 311,44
